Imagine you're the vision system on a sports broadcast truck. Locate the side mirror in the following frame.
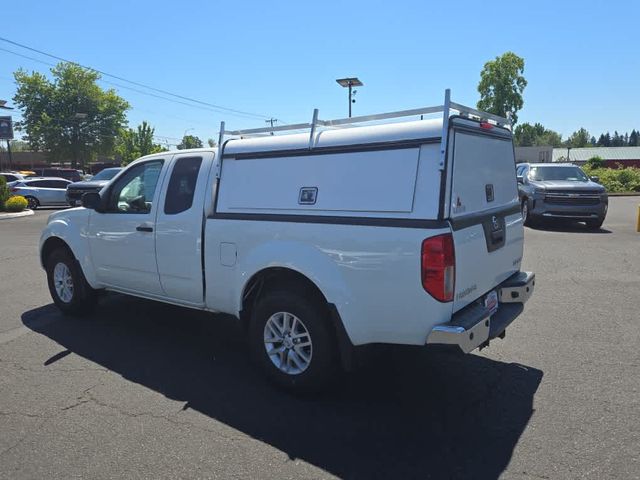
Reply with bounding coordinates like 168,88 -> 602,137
590,176 -> 600,183
82,192 -> 102,211
516,175 -> 524,184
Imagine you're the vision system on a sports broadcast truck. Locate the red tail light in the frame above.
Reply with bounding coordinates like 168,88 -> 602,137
10,187 -> 18,193
421,233 -> 455,302
480,122 -> 493,130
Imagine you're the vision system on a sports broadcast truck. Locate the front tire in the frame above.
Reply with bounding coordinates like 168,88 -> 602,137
45,248 -> 97,316
586,218 -> 604,230
25,196 -> 39,210
248,289 -> 338,393
521,199 -> 531,226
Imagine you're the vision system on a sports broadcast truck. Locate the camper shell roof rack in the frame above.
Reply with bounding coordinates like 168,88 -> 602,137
216,89 -> 511,170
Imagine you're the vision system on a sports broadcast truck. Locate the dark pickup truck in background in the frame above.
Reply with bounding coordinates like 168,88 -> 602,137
65,167 -> 122,206
517,163 -> 608,229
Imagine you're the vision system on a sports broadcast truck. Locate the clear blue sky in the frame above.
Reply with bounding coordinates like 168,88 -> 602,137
1,0 -> 638,146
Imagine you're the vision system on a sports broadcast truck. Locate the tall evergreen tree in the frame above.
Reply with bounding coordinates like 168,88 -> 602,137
590,136 -> 597,146
597,133 -> 611,146
612,131 -> 621,147
629,130 -> 639,146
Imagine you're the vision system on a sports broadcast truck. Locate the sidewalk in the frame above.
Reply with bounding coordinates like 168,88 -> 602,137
0,209 -> 34,220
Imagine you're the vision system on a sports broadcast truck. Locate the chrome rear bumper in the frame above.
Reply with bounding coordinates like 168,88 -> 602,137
427,271 -> 535,353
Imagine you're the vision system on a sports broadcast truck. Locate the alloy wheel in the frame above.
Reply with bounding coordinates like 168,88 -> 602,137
263,311 -> 313,375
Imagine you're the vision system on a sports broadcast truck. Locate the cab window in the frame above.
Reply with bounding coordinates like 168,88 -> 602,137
164,157 -> 202,215
107,160 -> 164,214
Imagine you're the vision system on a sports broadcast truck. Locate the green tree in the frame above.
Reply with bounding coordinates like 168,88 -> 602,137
477,52 -> 527,124
115,121 -> 167,165
0,140 -> 31,152
207,138 -> 217,148
177,135 -> 203,150
566,128 -> 591,148
612,131 -> 620,146
597,133 -> 611,147
13,62 -> 129,168
513,122 -> 562,147
629,130 -> 639,146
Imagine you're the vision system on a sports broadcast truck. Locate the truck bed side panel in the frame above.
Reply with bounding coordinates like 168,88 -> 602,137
204,219 -> 452,346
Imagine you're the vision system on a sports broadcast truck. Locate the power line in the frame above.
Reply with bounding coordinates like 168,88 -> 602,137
0,46 -> 262,121
0,36 -> 272,120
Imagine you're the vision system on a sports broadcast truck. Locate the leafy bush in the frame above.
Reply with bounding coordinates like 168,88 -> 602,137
582,165 -> 640,192
585,156 -> 605,169
4,195 -> 28,212
0,177 -> 9,212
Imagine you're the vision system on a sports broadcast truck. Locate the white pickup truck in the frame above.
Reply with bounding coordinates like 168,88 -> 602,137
40,90 -> 535,392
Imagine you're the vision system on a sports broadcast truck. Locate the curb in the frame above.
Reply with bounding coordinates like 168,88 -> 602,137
608,193 -> 640,197
0,209 -> 35,220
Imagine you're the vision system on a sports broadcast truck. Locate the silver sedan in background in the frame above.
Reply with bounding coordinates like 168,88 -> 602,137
8,177 -> 72,209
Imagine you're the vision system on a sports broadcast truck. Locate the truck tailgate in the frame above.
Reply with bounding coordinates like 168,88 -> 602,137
448,127 -> 524,312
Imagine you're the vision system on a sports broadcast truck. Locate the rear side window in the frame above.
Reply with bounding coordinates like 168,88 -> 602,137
164,157 -> 202,214
26,180 -> 48,187
50,180 -> 70,189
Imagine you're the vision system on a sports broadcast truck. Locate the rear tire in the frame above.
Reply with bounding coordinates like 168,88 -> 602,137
248,288 -> 339,393
25,196 -> 39,210
45,248 -> 97,316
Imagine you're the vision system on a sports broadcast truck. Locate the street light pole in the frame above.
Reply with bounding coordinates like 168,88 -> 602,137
6,139 -> 12,170
336,77 -> 363,118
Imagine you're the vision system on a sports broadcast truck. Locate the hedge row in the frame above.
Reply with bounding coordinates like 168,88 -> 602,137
582,165 -> 640,193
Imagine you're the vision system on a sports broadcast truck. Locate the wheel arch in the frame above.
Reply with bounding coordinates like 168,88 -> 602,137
41,236 -> 74,267
240,266 -> 356,370
40,218 -> 99,288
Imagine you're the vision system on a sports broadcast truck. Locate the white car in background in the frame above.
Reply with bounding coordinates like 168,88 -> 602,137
1,172 -> 27,183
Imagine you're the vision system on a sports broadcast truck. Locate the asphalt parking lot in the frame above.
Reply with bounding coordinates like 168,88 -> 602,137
1,199 -> 639,479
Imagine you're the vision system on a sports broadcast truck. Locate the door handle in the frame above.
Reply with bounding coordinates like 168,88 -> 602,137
136,225 -> 153,232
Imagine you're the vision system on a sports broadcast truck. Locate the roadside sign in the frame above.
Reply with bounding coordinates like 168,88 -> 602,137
0,116 -> 13,140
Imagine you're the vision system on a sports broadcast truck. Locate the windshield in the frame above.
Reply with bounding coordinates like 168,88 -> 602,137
92,168 -> 121,181
529,166 -> 588,182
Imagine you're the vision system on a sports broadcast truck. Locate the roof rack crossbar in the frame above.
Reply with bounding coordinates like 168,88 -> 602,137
449,101 -> 510,127
221,89 -> 510,138
318,105 -> 445,127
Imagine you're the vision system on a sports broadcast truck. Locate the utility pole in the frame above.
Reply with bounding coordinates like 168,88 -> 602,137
6,140 -> 12,170
265,118 -> 278,135
0,100 -> 14,169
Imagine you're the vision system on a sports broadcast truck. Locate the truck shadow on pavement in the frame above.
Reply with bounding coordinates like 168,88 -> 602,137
23,295 -> 543,480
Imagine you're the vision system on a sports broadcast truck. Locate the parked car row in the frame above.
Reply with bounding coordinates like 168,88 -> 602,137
2,167 -> 122,209
1,168 -> 84,183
